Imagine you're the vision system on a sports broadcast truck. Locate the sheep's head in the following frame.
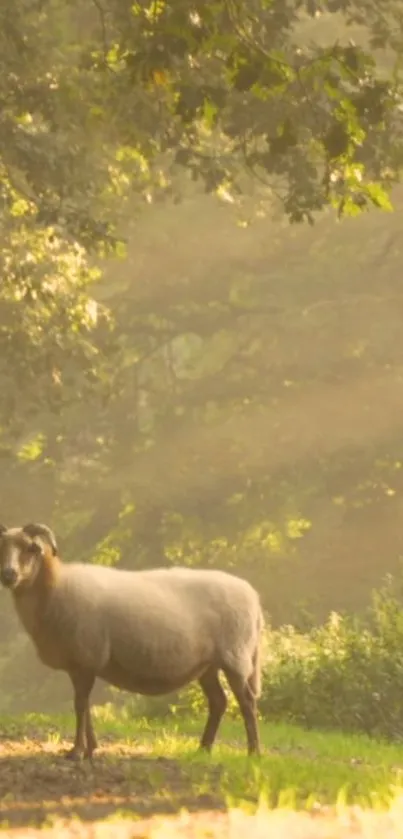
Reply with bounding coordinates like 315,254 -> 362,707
0,523 -> 58,590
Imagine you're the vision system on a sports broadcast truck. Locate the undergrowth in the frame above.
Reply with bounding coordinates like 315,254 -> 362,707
258,575 -> 403,739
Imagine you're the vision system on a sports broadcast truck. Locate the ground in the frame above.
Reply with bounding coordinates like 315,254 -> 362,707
0,710 -> 403,836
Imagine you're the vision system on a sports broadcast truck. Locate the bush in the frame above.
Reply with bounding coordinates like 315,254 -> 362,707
259,574 -> 403,739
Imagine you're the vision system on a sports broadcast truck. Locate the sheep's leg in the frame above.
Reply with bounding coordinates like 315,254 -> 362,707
65,670 -> 96,761
84,706 -> 98,759
224,669 -> 260,756
198,668 -> 227,752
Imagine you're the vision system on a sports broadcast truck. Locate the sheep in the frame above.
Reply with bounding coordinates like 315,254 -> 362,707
0,522 -> 264,760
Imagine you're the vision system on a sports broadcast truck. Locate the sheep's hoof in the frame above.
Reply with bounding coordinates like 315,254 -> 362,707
198,743 -> 213,754
64,747 -> 85,762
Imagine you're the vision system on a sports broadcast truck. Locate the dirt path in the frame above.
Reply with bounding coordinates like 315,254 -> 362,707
0,738 -> 225,828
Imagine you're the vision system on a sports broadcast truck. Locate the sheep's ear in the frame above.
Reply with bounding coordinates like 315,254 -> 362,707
0,525 -> 7,536
22,523 -> 58,556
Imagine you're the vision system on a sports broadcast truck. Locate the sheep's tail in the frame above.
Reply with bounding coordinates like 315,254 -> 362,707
248,604 -> 265,699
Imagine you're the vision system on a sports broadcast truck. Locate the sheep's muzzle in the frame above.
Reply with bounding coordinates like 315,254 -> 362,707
0,566 -> 18,588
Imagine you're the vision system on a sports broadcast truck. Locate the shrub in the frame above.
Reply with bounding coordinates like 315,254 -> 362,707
259,574 -> 403,739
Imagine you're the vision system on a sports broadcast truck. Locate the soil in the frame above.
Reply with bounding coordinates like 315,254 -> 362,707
0,736 -> 225,827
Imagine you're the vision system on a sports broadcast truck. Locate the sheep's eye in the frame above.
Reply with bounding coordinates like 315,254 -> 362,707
26,542 -> 41,555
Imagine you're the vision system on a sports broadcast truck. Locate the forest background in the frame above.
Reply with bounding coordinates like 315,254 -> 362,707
2,0 -> 403,716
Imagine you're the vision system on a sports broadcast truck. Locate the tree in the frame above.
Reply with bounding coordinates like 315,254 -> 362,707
2,0 -> 403,251
88,0 -> 403,221
1,0 -> 403,575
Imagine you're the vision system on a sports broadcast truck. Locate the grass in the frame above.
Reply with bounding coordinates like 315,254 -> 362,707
0,708 -> 402,819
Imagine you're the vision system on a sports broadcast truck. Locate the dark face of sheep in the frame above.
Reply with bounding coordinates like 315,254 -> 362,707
0,524 -> 57,590
0,529 -> 43,590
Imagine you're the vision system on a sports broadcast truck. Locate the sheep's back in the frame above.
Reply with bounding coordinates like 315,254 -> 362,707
51,564 -> 261,682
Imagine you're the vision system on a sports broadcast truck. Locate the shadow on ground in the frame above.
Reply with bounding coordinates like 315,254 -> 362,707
0,738 -> 225,828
